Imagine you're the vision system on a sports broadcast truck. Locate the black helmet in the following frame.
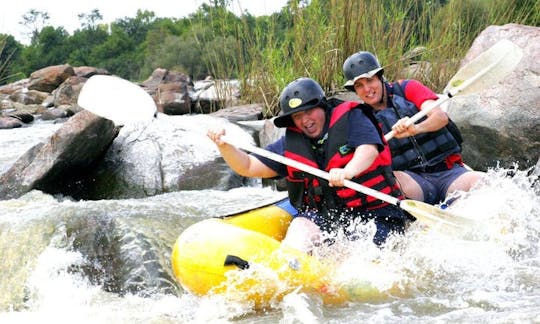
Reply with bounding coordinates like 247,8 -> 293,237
343,51 -> 384,91
274,77 -> 326,128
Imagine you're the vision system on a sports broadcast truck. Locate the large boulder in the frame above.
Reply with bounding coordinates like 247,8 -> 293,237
52,75 -> 88,107
0,110 -> 118,200
446,24 -> 539,170
79,113 -> 254,199
28,64 -> 75,93
142,69 -> 192,115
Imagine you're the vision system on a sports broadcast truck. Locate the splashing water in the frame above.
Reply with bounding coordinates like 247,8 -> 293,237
1,167 -> 539,322
313,166 -> 540,321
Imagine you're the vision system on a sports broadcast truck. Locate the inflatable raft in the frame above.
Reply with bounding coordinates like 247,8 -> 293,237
171,198 -> 397,307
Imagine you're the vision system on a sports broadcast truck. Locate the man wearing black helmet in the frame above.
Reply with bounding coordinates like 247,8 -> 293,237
342,51 -> 483,205
208,77 -> 407,253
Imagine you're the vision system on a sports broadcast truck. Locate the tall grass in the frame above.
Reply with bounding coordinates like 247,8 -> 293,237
182,0 -> 540,117
238,0 -> 341,116
202,0 -> 537,116
0,36 -> 21,85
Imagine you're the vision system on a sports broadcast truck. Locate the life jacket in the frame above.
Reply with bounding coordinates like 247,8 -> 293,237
374,81 -> 462,171
284,100 -> 402,217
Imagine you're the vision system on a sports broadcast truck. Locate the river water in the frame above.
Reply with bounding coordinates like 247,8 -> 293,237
0,121 -> 539,323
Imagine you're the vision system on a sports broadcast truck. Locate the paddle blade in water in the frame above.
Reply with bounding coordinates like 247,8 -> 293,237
399,199 -> 477,234
78,75 -> 157,126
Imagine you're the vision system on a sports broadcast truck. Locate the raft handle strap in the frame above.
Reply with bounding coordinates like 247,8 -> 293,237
224,255 -> 250,270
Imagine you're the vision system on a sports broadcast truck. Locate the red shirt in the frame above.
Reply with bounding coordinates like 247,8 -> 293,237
399,79 -> 439,110
398,79 -> 463,167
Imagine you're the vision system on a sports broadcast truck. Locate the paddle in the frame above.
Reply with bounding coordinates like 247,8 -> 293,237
78,75 -> 157,126
383,39 -> 523,141
220,134 -> 475,232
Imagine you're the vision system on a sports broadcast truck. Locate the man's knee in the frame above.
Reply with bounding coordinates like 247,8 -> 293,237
448,171 -> 483,193
394,171 -> 424,201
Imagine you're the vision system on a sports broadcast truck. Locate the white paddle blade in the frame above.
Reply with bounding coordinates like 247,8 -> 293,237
77,75 -> 157,125
400,199 -> 477,234
444,39 -> 523,96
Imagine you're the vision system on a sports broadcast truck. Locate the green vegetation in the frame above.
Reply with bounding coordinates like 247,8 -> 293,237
0,0 -> 538,116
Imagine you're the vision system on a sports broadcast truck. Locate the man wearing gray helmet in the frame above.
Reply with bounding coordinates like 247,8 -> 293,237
208,77 -> 407,253
343,51 -> 483,205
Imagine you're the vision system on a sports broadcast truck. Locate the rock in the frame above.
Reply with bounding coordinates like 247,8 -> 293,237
0,110 -> 118,200
210,103 -> 263,122
157,81 -> 191,115
141,68 -> 168,90
8,88 -> 49,105
40,107 -> 70,121
142,69 -> 192,115
52,75 -> 87,107
0,117 -> 23,129
81,114 -> 251,199
6,111 -> 34,124
0,78 -> 29,95
28,64 -> 75,93
192,79 -> 241,114
446,24 -> 540,170
73,66 -> 109,78
1,101 -> 45,116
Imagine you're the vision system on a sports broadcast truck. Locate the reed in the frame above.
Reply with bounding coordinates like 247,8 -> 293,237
201,0 -> 536,115
141,0 -> 540,117
0,36 -> 22,85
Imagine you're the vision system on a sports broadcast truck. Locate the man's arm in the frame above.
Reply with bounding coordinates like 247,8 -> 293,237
328,108 -> 382,187
207,129 -> 279,178
328,144 -> 378,187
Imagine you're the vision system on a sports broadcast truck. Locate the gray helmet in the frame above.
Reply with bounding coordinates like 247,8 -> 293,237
343,51 -> 384,91
274,77 -> 326,128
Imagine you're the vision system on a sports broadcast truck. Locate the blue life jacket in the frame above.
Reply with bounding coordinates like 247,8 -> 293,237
374,81 -> 462,171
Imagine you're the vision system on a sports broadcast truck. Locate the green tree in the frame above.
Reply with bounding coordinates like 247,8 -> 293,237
68,28 -> 109,67
78,9 -> 103,30
91,25 -> 139,79
19,9 -> 50,45
97,10 -> 158,79
19,26 -> 70,75
115,10 -> 157,44
142,34 -> 204,78
66,8 -> 108,67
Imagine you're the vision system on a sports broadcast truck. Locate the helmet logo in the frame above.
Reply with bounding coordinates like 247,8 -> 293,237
289,98 -> 302,108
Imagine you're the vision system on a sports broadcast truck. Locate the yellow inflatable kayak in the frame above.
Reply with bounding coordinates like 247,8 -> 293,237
171,199 -> 389,307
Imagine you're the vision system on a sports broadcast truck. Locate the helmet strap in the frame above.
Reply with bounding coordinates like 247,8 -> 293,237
379,78 -> 386,106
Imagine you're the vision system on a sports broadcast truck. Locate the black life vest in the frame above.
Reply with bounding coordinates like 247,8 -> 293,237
284,101 -> 402,217
374,81 -> 462,171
